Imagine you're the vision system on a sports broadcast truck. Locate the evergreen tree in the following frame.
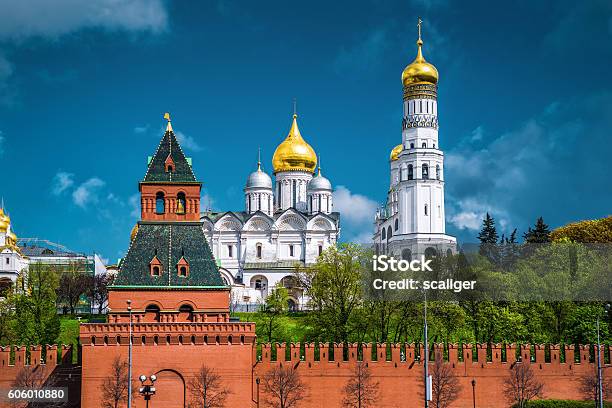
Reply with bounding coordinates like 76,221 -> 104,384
523,217 -> 551,243
477,213 -> 499,264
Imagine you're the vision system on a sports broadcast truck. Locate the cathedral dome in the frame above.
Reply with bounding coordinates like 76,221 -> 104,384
246,163 -> 272,189
0,209 -> 9,232
272,114 -> 317,173
401,38 -> 438,87
308,168 -> 332,191
390,144 -> 403,161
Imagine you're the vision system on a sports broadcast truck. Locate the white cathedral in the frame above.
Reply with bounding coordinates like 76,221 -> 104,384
374,22 -> 456,260
200,114 -> 339,311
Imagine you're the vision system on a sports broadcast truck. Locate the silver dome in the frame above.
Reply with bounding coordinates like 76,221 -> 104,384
308,173 -> 332,191
246,168 -> 272,189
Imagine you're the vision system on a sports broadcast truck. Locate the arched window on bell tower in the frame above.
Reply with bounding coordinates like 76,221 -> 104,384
422,164 -> 429,180
436,164 -> 440,180
156,192 -> 165,214
408,164 -> 414,180
176,192 -> 186,214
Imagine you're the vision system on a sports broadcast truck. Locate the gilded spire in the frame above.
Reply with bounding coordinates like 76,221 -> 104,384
401,17 -> 439,87
317,155 -> 322,176
416,17 -> 424,62
164,112 -> 173,132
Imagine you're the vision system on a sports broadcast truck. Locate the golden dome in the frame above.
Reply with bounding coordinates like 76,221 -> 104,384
8,231 -> 17,244
0,209 -> 9,232
130,224 -> 139,242
390,144 -> 403,161
272,114 -> 317,173
401,29 -> 438,87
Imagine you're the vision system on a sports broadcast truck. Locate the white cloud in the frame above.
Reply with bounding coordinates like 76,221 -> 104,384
333,186 -> 378,242
175,130 -> 203,152
128,193 -> 140,218
134,124 -> 149,134
52,171 -> 75,195
72,177 -> 106,208
0,0 -> 168,40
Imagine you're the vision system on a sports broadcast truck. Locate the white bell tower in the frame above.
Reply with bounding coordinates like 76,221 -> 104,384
374,18 -> 456,259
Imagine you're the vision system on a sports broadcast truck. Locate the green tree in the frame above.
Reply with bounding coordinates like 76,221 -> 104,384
523,217 -> 551,243
296,244 -> 366,343
262,283 -> 289,342
477,213 -> 499,264
12,263 -> 61,345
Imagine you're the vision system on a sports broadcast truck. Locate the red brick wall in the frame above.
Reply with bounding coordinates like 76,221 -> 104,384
2,341 -> 609,408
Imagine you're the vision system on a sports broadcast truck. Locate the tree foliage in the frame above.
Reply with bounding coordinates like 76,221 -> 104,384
551,216 -> 612,243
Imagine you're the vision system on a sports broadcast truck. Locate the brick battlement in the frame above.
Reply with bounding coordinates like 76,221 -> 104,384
0,344 -> 73,368
255,342 -> 611,373
79,321 -> 257,345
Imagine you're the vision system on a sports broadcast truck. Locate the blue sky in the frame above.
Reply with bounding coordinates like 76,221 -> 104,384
0,0 -> 610,261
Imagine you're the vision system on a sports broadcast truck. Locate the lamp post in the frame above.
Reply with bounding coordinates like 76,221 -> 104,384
423,290 -> 430,408
255,377 -> 260,408
139,374 -> 157,408
596,303 -> 610,408
127,299 -> 133,408
471,379 -> 476,408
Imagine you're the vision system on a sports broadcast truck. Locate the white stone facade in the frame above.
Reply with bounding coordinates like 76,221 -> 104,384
202,162 -> 339,311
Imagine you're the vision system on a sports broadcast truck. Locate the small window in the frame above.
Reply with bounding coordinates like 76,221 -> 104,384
425,204 -> 428,216
387,226 -> 392,240
394,219 -> 399,231
436,165 -> 440,180
256,243 -> 262,259
422,142 -> 427,148
228,245 -> 233,258
408,164 -> 413,180
410,142 -> 414,149
381,228 -> 386,240
255,279 -> 262,290
167,165 -> 173,172
179,266 -> 187,277
5,258 -> 8,265
289,244 -> 294,257
318,245 -> 323,256
152,266 -> 160,276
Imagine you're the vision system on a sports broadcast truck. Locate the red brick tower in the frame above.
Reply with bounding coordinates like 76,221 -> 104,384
80,116 -> 256,408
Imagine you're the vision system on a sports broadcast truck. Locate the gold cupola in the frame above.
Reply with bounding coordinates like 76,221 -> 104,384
401,18 -> 439,87
0,208 -> 9,232
390,144 -> 403,161
272,114 -> 317,173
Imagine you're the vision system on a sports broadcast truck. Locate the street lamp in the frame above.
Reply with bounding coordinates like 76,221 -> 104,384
596,303 -> 610,408
127,299 -> 133,408
139,374 -> 157,408
423,289 -> 431,408
471,379 -> 476,408
255,377 -> 260,408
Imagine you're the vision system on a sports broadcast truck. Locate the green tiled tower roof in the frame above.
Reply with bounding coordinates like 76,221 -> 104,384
113,222 -> 224,288
142,125 -> 197,183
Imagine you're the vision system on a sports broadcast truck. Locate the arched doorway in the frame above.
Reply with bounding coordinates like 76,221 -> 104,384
153,369 -> 186,408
